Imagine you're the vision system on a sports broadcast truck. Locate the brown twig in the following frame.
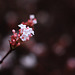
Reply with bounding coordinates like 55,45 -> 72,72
0,49 -> 13,64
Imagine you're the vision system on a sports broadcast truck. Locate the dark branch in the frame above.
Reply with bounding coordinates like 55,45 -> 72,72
0,49 -> 13,64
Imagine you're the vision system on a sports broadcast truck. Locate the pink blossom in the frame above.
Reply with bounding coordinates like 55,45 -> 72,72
10,15 -> 37,49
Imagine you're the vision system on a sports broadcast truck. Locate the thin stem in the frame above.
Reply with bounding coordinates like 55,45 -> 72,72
0,49 -> 13,64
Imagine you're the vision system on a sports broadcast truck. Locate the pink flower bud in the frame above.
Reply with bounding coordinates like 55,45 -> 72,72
12,29 -> 15,33
11,35 -> 14,38
13,39 -> 15,42
16,42 -> 20,47
29,34 -> 32,37
18,34 -> 20,38
30,15 -> 35,19
26,37 -> 29,41
27,27 -> 29,29
14,33 -> 17,38
21,22 -> 25,25
12,43 -> 15,46
10,41 -> 12,44
19,29 -> 21,32
28,20 -> 32,23
33,19 -> 37,24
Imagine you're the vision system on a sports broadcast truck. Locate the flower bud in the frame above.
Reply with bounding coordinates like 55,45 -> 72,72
30,15 -> 35,19
16,42 -> 20,47
12,29 -> 15,33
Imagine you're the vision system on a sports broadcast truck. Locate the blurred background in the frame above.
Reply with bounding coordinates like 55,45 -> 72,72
0,0 -> 75,75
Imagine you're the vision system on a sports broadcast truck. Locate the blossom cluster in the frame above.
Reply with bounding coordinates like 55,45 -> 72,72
9,15 -> 37,49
